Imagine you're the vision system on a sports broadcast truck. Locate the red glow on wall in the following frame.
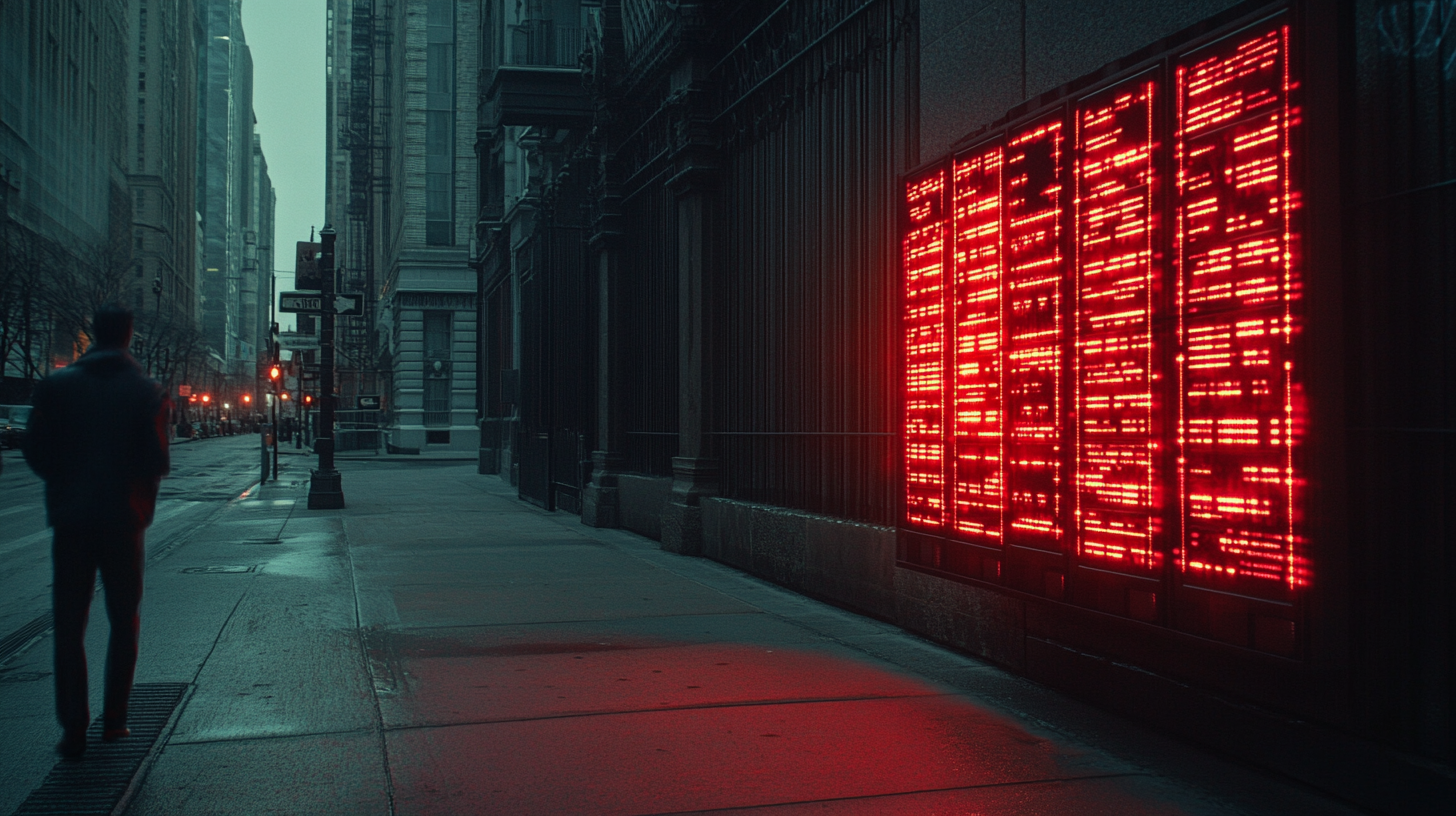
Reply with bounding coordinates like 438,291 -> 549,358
903,18 -> 1308,611
1074,79 -> 1162,572
1004,119 -> 1065,552
903,170 -> 947,528
1175,25 -> 1306,595
951,147 -> 1005,544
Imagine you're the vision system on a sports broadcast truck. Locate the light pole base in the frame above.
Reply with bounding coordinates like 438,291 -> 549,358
307,469 -> 346,509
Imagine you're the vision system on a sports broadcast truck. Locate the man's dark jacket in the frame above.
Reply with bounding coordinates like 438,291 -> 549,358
23,348 -> 171,530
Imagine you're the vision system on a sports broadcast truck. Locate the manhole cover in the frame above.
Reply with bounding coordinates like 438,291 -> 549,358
180,565 -> 257,574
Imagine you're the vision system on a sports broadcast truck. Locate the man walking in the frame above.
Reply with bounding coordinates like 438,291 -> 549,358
24,305 -> 171,758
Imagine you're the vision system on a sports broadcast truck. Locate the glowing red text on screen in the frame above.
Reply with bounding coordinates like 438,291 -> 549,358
1074,79 -> 1162,572
1004,119 -> 1065,552
903,22 -> 1307,599
951,147 -> 1005,544
904,170 -> 947,528
1175,26 -> 1305,594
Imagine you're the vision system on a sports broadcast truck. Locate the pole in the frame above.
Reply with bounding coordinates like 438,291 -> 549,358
271,394 -> 279,481
307,225 -> 345,508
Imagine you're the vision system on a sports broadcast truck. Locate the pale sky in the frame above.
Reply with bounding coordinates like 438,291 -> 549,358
240,0 -> 327,329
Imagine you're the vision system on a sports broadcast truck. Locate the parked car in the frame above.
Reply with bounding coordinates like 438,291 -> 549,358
0,404 -> 32,450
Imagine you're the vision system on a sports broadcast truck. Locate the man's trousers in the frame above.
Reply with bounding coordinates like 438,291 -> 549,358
51,525 -> 144,736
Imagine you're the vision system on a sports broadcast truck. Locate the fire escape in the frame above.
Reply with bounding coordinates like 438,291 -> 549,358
337,0 -> 391,404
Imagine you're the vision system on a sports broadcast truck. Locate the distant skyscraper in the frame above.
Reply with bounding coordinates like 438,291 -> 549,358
128,0 -> 201,329
196,0 -> 266,373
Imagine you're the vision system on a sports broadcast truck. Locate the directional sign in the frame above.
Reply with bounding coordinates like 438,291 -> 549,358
278,331 -> 320,350
280,291 -> 364,316
279,292 -> 323,313
332,294 -> 363,316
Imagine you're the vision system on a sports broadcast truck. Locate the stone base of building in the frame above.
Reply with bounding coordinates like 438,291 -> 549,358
391,425 -> 481,453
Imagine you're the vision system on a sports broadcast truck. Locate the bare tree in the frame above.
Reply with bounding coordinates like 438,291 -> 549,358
0,222 -> 66,386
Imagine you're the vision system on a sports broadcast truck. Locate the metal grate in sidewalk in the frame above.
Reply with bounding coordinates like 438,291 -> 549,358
10,682 -> 190,816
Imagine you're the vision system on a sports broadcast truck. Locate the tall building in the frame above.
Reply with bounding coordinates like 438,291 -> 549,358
0,0 -> 132,392
327,0 -> 478,452
128,0 -> 201,334
249,133 -> 275,356
196,0 -> 262,375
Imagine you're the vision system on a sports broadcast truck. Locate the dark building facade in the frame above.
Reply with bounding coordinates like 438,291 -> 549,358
476,2 -> 1455,810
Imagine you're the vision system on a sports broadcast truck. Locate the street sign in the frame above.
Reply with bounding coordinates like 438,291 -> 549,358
280,291 -> 363,316
280,292 -> 324,313
278,331 -> 320,350
332,293 -> 363,316
178,385 -> 192,397
356,395 -> 381,410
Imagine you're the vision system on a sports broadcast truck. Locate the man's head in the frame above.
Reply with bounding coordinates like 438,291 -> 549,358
92,305 -> 134,350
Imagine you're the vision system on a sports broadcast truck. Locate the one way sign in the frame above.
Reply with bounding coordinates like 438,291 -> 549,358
279,292 -> 363,316
331,294 -> 363,316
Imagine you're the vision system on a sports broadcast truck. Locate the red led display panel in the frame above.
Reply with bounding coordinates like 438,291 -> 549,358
1175,25 -> 1306,597
951,146 -> 1005,545
1003,119 -> 1065,552
903,170 -> 948,528
901,15 -> 1307,621
1073,77 -> 1163,573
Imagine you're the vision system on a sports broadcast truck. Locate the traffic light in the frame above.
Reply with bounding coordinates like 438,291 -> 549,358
280,392 -> 290,401
201,394 -> 210,404
242,394 -> 252,406
304,394 -> 314,406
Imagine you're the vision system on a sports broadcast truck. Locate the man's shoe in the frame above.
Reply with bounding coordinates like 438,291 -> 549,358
56,731 -> 86,758
101,727 -> 130,742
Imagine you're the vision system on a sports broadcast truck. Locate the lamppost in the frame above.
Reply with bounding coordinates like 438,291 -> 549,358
307,225 -> 344,508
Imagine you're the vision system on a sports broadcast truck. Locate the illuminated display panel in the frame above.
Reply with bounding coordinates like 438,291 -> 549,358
901,15 -> 1307,621
1175,25 -> 1306,597
903,170 -> 948,528
1003,119 -> 1065,552
1073,78 -> 1163,573
951,146 -> 1005,545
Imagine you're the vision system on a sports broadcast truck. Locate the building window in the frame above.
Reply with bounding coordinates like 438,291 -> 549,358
423,310 -> 452,426
424,0 -> 454,245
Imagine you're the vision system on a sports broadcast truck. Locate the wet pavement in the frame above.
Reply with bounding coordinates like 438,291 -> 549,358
0,449 -> 1369,814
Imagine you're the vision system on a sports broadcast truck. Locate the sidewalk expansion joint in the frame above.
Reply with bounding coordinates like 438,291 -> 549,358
383,690 -> 959,733
391,610 -> 769,634
644,772 -> 1154,815
164,726 -> 378,748
9,682 -> 190,816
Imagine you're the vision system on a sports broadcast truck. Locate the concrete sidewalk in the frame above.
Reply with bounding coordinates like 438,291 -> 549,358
111,461 -> 1360,815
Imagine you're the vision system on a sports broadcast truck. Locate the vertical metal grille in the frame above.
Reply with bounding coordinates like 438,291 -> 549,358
710,0 -> 910,525
1346,0 -> 1456,755
621,173 -> 679,477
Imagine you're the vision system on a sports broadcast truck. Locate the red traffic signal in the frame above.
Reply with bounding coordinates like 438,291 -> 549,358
268,365 -> 282,381
242,394 -> 252,405
201,394 -> 211,404
304,394 -> 314,405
